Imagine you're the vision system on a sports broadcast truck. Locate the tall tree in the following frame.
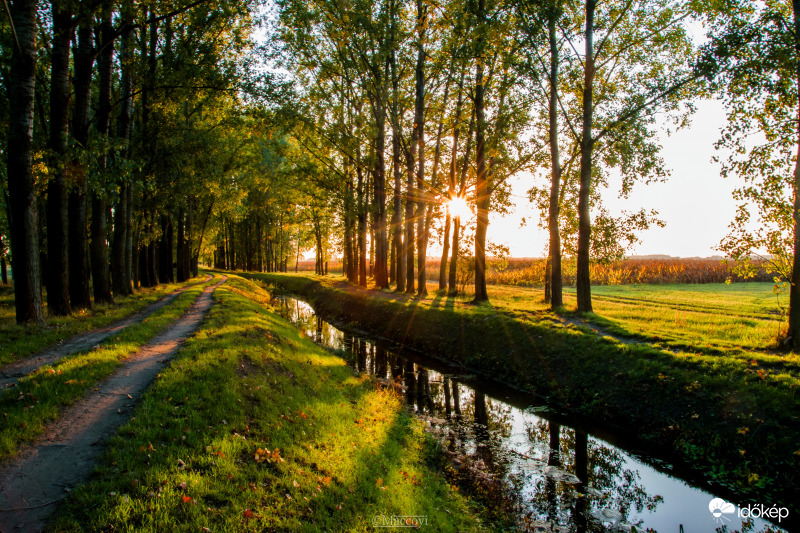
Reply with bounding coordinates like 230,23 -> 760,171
69,18 -> 95,309
711,0 -> 800,348
45,0 -> 73,316
90,0 -> 114,304
5,0 -> 44,323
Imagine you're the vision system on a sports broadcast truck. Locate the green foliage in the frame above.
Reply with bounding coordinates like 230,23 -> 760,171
708,1 -> 799,279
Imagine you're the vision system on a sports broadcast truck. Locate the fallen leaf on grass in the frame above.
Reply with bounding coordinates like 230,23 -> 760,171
293,480 -> 300,488
244,509 -> 253,519
182,495 -> 192,503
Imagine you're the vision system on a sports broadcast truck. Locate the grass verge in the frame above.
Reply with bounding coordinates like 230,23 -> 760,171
0,275 -> 210,367
0,275 -> 221,461
245,272 -> 800,522
48,274 -> 484,532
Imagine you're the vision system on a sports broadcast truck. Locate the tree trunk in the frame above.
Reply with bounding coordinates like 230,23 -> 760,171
440,73 -> 465,291
473,0 -> 489,303
790,0 -> 800,349
6,0 -> 43,323
448,217 -> 460,294
389,39 -> 406,292
45,0 -> 72,316
68,20 -> 94,310
414,0 -> 427,297
158,214 -> 173,283
90,1 -> 114,304
449,109 -> 475,296
373,104 -> 389,288
576,0 -> 596,313
547,12 -> 564,309
404,126 -> 416,294
357,163 -> 367,287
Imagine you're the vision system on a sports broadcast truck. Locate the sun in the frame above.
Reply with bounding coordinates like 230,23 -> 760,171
446,196 -> 471,219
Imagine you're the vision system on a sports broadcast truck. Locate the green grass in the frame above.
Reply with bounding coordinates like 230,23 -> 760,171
0,275 -> 210,367
567,283 -> 789,353
48,275 -> 483,533
247,272 -> 800,516
0,275 -> 222,461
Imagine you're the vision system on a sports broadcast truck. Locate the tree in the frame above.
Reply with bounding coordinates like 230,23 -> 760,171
710,0 -> 800,348
565,0 -> 699,312
5,0 -> 44,323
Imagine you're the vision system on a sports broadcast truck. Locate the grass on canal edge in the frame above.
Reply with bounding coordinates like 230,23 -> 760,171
0,275 -> 210,367
0,275 -> 222,461
48,274 -> 483,533
246,272 -> 800,518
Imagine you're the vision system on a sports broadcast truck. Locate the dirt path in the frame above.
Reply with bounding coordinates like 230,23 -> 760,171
0,275 -> 213,390
0,276 -> 227,533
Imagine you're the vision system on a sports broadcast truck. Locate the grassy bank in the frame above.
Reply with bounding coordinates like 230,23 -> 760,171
0,275 -> 209,367
246,272 -> 800,519
0,275 -> 221,461
48,275 -> 483,532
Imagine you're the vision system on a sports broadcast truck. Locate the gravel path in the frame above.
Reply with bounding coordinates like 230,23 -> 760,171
0,275 -> 213,391
0,276 -> 227,533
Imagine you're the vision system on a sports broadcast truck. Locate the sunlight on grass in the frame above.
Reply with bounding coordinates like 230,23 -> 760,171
0,276 -> 222,461
0,275 -> 213,366
48,275 -> 482,532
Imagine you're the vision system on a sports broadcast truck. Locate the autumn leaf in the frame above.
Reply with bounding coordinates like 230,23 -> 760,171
293,479 -> 300,488
244,509 -> 254,519
182,495 -> 192,503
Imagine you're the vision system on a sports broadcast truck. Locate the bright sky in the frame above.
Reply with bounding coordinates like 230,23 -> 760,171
472,98 -> 735,259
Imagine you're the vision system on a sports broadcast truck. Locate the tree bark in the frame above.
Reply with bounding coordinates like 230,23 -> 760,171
440,72 -> 465,291
112,8 -> 133,297
547,12 -> 564,309
389,40 -> 406,292
90,1 -> 114,304
6,0 -> 44,323
414,0 -> 427,297
67,20 -> 95,310
357,160 -> 367,286
449,110 -> 475,295
45,0 -> 72,316
790,0 -> 800,349
576,0 -> 596,313
473,0 -> 489,303
373,103 -> 389,288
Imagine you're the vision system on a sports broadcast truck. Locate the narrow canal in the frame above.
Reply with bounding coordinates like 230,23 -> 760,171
275,295 -> 784,533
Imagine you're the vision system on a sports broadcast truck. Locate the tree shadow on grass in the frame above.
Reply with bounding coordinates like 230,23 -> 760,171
47,285 -> 479,533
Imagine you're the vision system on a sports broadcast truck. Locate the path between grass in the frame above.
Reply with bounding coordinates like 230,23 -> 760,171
0,275 -> 213,391
46,274 -> 482,533
0,277 -> 227,533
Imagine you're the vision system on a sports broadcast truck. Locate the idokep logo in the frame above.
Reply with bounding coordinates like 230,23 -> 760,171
708,497 -> 790,525
709,498 -> 736,524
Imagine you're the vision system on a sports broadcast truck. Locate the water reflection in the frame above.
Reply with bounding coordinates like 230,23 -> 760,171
275,296 -> 784,533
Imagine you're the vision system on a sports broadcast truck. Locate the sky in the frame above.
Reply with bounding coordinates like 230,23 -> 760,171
469,98 -> 737,259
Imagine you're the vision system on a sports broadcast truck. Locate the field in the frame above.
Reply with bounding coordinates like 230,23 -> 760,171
294,257 -> 777,286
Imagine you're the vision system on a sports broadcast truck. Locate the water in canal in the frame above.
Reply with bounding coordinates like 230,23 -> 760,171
275,295 -> 785,533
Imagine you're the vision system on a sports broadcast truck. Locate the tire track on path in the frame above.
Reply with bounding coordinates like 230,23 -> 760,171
0,274 -> 213,390
0,276 -> 227,533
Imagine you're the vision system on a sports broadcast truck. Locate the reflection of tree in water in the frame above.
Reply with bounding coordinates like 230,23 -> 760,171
524,419 -> 663,531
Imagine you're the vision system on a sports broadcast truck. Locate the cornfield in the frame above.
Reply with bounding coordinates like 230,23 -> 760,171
423,257 -> 778,286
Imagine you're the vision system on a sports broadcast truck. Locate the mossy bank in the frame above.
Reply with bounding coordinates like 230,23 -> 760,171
245,272 -> 800,526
